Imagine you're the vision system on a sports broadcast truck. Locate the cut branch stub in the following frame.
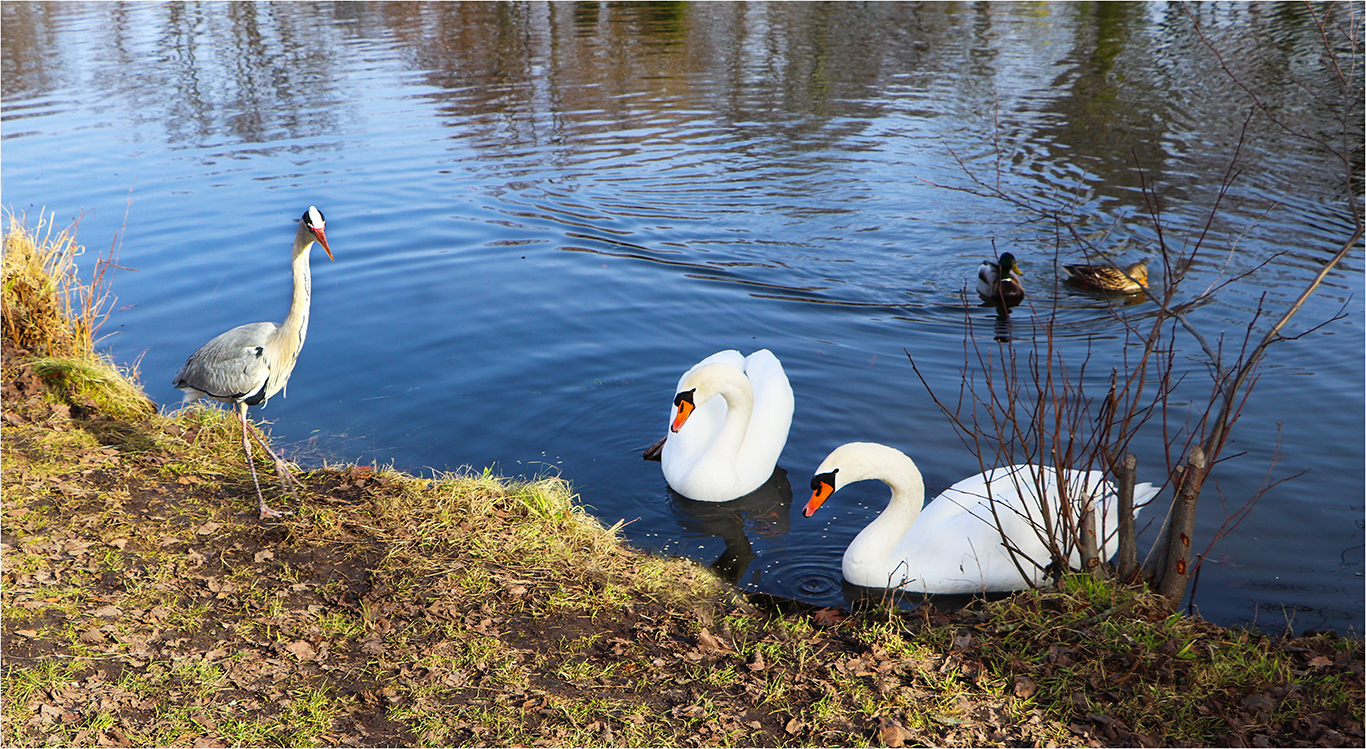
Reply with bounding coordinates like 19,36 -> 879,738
1157,445 -> 1206,604
1116,453 -> 1139,582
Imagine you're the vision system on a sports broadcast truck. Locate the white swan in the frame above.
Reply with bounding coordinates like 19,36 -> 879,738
804,442 -> 1158,594
658,350 -> 794,503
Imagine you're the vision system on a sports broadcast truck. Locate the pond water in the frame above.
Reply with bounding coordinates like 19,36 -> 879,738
3,2 -> 1361,635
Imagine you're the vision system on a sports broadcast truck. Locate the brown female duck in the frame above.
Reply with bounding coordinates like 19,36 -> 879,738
1063,261 -> 1148,293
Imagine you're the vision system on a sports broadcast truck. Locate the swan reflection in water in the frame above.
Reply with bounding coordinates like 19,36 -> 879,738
667,466 -> 793,586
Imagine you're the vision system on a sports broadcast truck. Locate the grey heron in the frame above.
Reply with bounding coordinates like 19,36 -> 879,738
173,206 -> 334,519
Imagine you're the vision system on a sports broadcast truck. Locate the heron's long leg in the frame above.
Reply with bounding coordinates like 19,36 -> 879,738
244,421 -> 303,498
238,404 -> 285,519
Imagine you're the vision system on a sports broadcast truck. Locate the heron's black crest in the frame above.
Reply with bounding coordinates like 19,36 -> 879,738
303,206 -> 325,228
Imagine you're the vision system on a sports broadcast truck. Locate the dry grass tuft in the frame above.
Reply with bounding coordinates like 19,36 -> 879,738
2,211 -> 102,358
3,212 -> 77,356
2,211 -> 152,419
965,575 -> 1363,745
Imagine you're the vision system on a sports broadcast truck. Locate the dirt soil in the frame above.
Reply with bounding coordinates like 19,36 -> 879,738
2,340 -> 1362,748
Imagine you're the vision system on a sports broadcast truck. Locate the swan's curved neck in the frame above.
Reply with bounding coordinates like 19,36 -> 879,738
847,459 -> 926,572
710,376 -> 755,460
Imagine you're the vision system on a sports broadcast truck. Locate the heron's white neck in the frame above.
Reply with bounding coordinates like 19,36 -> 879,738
279,223 -> 317,357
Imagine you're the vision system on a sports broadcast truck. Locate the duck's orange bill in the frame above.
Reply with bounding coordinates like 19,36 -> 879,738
803,475 -> 836,518
670,390 -> 696,433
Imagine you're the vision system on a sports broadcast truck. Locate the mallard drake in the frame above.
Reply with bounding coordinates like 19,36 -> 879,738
1063,261 -> 1148,293
976,252 -> 1025,310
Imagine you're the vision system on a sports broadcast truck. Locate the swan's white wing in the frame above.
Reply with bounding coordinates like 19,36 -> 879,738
886,465 -> 1121,593
883,510 -> 1046,593
740,349 -> 794,470
874,466 -> 1044,592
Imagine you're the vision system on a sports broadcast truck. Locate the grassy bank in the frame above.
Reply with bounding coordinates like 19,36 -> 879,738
2,214 -> 1362,747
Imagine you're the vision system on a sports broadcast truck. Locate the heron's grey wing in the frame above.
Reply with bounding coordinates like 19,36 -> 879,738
173,322 -> 278,404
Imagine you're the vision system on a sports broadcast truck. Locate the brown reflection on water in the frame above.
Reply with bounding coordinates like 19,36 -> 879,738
5,2 -> 1353,215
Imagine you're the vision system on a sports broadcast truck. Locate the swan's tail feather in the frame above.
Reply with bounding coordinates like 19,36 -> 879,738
642,435 -> 666,462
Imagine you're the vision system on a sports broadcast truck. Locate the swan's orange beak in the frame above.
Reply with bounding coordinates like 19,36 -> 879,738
670,389 -> 696,433
804,471 -> 837,518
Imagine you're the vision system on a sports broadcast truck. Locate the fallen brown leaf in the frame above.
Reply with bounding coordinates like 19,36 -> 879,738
1241,694 -> 1275,714
674,704 -> 705,718
812,607 -> 845,626
360,635 -> 385,655
285,640 -> 318,662
877,715 -> 908,747
697,627 -> 733,654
